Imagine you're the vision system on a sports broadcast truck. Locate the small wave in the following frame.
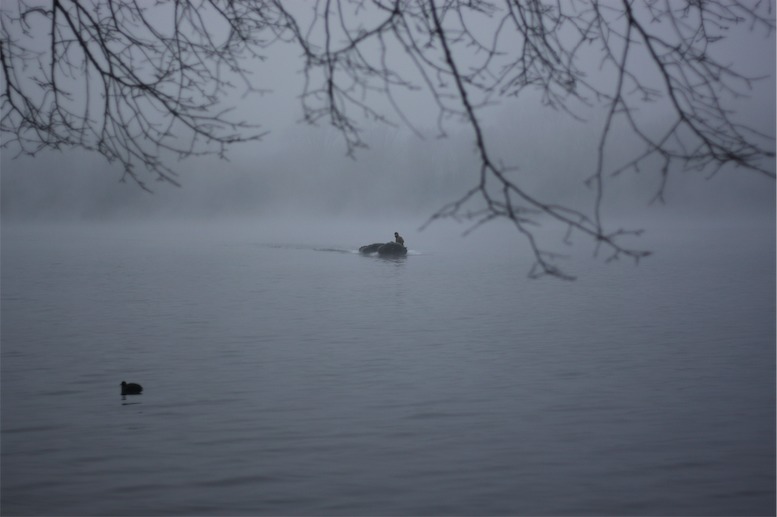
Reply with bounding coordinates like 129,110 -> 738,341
3,425 -> 63,434
313,247 -> 355,254
258,243 -> 357,254
260,243 -> 313,251
257,242 -> 418,255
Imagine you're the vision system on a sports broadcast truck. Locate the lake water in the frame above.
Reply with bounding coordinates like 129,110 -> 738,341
1,218 -> 774,516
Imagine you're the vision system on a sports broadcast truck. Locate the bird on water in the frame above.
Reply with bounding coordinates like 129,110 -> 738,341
121,381 -> 143,395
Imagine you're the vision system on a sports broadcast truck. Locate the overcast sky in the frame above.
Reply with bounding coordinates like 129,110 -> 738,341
1,2 -> 774,226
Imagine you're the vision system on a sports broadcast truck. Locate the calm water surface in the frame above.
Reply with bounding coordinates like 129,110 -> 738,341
1,220 -> 774,516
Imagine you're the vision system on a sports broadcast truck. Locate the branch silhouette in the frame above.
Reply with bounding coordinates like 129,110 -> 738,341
2,0 -> 774,278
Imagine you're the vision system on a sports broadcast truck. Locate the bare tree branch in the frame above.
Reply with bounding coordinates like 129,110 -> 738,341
1,0 -> 774,278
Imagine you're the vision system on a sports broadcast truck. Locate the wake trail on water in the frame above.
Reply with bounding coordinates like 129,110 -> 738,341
256,242 -> 422,255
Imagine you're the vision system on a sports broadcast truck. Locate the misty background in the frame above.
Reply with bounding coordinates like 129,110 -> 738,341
1,8 -> 774,232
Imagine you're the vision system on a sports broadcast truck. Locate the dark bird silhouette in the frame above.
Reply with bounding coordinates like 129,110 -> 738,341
121,381 -> 143,395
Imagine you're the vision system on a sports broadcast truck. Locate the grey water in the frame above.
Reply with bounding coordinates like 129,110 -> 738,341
1,219 -> 774,516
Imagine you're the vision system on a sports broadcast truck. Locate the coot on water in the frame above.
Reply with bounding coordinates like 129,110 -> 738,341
121,381 -> 143,395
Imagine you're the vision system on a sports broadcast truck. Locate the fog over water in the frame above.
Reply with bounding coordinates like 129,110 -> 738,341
1,7 -> 775,226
